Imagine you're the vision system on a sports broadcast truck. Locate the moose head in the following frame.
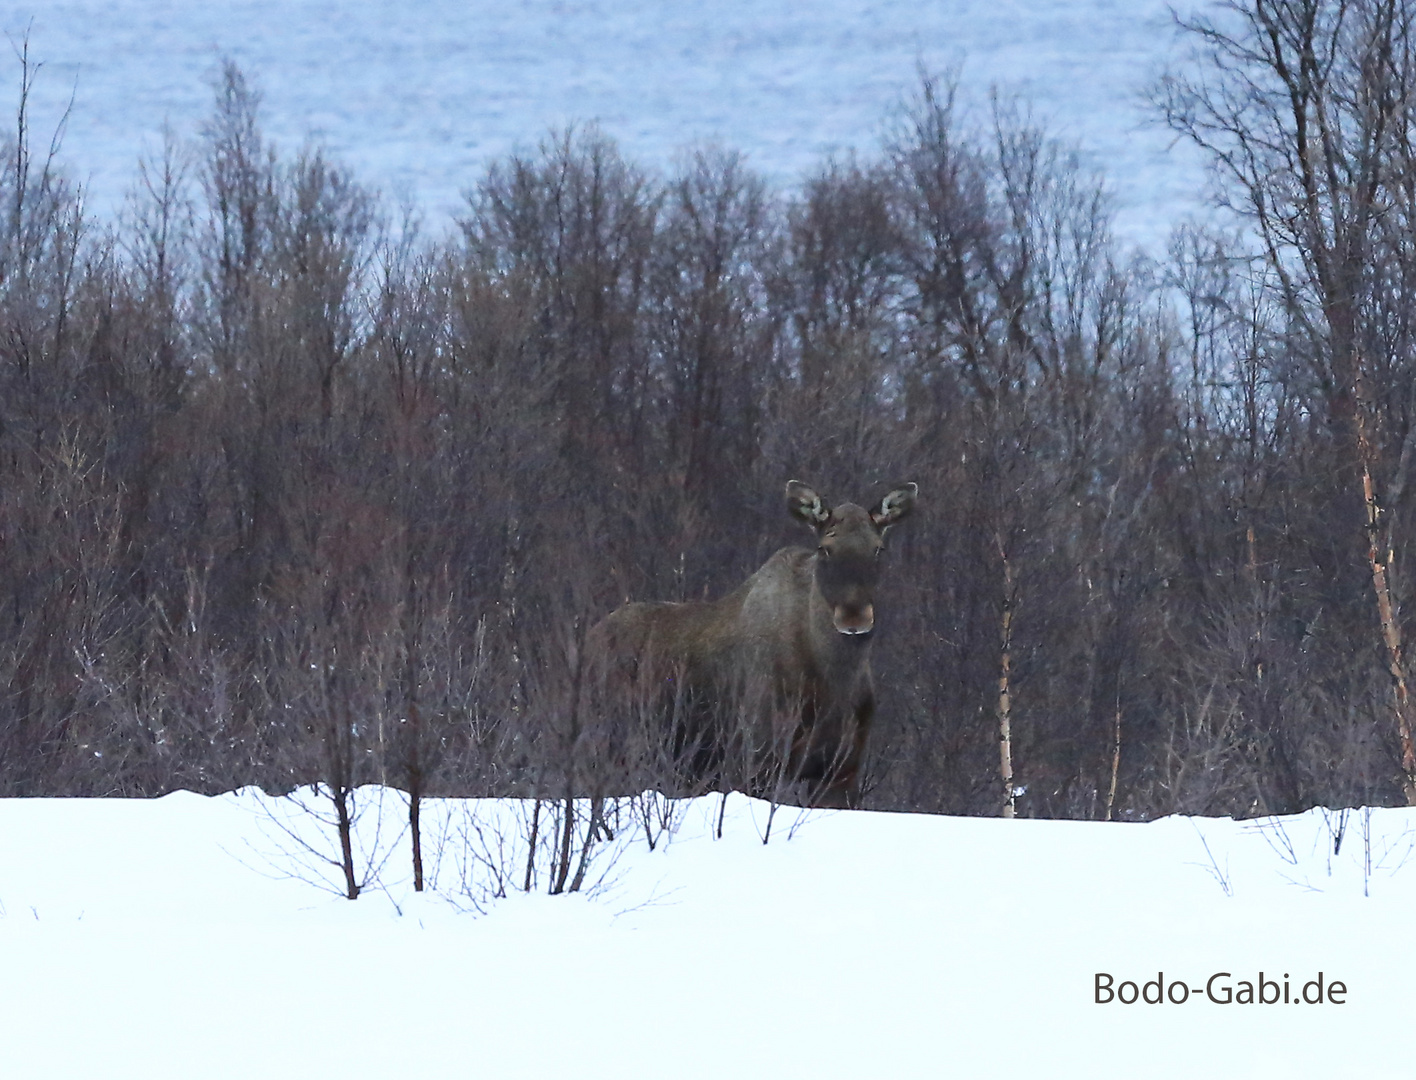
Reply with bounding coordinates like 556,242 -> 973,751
786,479 -> 918,636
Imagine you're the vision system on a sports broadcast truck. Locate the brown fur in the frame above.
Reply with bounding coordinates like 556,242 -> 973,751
588,480 -> 916,807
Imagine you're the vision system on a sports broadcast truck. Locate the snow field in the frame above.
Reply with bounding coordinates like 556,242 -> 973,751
1,790 -> 1412,1077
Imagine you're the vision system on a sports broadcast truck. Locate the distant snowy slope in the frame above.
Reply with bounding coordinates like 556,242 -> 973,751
0,791 -> 1413,1077
15,1 -> 1200,250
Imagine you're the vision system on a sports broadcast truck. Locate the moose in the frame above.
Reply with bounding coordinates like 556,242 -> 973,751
587,480 -> 917,808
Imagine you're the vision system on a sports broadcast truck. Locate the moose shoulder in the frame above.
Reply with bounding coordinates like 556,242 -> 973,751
588,480 -> 917,807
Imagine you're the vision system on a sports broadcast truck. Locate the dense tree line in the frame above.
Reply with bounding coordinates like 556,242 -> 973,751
6,1 -> 1416,821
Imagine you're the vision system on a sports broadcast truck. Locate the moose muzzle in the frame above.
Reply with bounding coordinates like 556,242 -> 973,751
832,604 -> 875,636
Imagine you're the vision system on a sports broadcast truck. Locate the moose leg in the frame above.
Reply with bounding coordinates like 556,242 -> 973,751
668,696 -> 721,795
814,695 -> 873,809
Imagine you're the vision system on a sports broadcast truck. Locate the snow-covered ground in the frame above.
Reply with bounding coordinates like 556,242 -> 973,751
13,1 -> 1204,253
1,789 -> 1413,1077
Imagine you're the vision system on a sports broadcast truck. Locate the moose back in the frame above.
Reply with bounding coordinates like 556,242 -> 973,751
587,480 -> 917,807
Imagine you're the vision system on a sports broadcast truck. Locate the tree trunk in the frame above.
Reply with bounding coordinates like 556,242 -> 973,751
1358,408 -> 1416,804
409,765 -> 424,893
1105,704 -> 1121,822
997,533 -> 1016,819
333,784 -> 359,899
522,799 -> 541,893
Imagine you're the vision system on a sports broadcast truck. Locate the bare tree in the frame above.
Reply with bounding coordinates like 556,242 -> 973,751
1159,0 -> 1416,804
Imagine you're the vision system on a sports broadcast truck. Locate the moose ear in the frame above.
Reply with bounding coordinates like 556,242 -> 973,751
785,480 -> 832,529
870,482 -> 917,532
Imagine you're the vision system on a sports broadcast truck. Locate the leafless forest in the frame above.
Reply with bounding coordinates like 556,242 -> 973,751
7,1 -> 1416,821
